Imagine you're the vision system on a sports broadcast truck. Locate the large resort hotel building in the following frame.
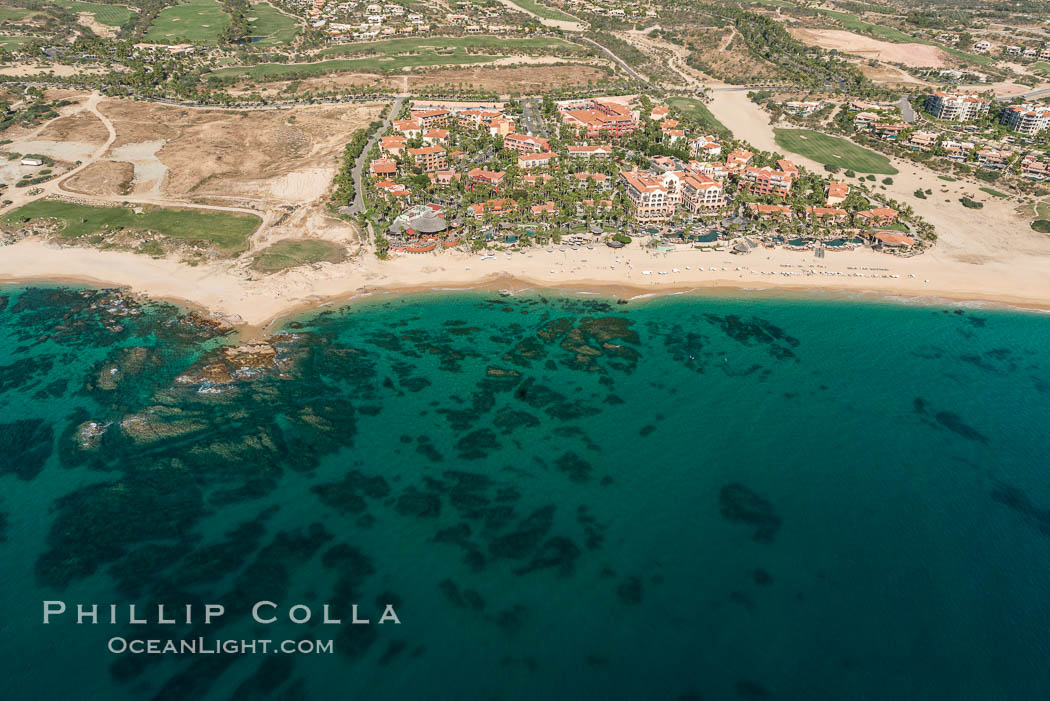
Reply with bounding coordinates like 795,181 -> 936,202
559,98 -> 639,138
619,170 -> 725,223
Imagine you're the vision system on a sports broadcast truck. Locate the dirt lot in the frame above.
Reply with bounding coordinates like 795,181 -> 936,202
96,99 -> 383,199
855,61 -> 929,87
36,109 -> 110,144
0,63 -> 125,77
789,28 -> 949,68
969,81 -> 1043,98
227,72 -> 383,97
238,62 -> 611,97
68,98 -> 382,251
405,63 -> 610,91
63,160 -> 134,196
670,26 -> 782,84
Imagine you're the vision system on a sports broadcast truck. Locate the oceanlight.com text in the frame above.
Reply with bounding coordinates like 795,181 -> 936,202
107,637 -> 335,655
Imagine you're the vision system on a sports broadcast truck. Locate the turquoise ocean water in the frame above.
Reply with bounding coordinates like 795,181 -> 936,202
0,285 -> 1048,700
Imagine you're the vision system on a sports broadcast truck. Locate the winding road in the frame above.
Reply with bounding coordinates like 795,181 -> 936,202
1,92 -> 272,245
1,93 -> 115,214
349,94 -> 405,217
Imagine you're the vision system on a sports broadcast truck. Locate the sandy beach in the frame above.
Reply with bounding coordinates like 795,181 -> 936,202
1,90 -> 1047,332
2,236 -> 1048,337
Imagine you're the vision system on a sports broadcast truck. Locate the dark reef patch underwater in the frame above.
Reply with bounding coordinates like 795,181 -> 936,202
1,286 -> 1050,700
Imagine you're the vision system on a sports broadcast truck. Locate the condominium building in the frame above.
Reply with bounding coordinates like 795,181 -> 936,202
379,135 -> 407,156
369,158 -> 397,177
747,203 -> 793,220
467,167 -> 506,190
504,133 -> 551,155
517,151 -> 557,169
825,181 -> 850,205
407,145 -> 447,172
724,148 -> 754,174
410,109 -> 452,128
976,148 -> 1011,170
999,103 -> 1050,135
566,144 -> 612,159
679,173 -> 726,212
469,198 -> 517,219
392,119 -> 422,137
924,92 -> 990,122
689,136 -> 722,159
741,160 -> 797,198
1020,153 -> 1050,181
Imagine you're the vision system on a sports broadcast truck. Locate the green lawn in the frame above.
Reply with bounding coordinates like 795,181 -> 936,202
247,1 -> 299,48
0,36 -> 38,51
816,9 -> 993,66
252,238 -> 345,272
210,53 -> 501,80
3,200 -> 261,255
979,187 -> 1008,198
144,0 -> 230,45
819,9 -> 913,42
937,175 -> 957,182
666,97 -> 732,139
0,7 -> 38,21
1032,62 -> 1050,76
319,35 -> 584,58
216,32 -> 579,81
56,1 -> 135,26
502,0 -> 578,22
773,128 -> 898,174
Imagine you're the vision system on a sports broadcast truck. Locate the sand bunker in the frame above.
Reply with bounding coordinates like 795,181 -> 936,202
789,28 -> 949,68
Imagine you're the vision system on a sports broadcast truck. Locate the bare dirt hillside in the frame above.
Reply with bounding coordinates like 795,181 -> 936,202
789,28 -> 950,68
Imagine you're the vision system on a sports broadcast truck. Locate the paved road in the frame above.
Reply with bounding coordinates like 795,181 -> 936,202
349,94 -> 405,217
995,86 -> 1050,102
575,37 -> 649,85
709,84 -> 794,92
897,96 -> 916,124
520,98 -> 548,137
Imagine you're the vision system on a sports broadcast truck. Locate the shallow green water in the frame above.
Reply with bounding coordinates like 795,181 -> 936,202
1,286 -> 1049,700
